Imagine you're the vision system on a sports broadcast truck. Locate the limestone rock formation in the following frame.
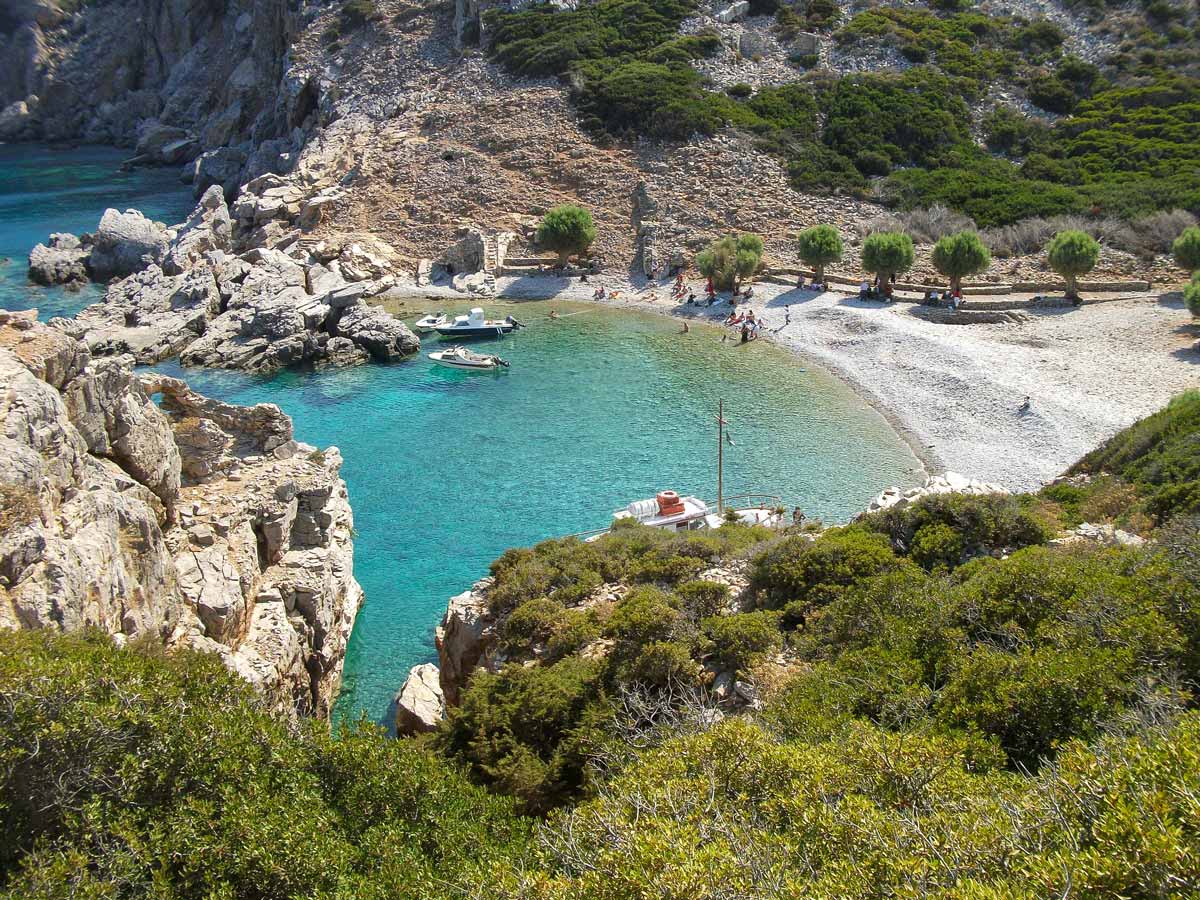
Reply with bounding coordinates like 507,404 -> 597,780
55,191 -> 417,373
865,472 -> 1008,515
435,578 -> 500,705
394,662 -> 446,735
0,310 -> 363,719
28,233 -> 88,285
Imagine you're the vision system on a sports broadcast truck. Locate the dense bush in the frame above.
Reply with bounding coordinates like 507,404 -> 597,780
931,230 -> 991,290
701,611 -> 782,671
1187,272 -> 1200,317
861,492 -> 1051,567
796,223 -> 843,282
536,205 -> 596,264
1047,229 -> 1100,297
695,233 -> 764,291
0,630 -> 529,898
861,230 -> 915,283
1070,390 -> 1200,522
1172,225 -> 1200,271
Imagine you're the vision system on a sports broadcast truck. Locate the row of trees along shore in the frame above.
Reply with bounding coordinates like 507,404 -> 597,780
537,204 -> 1200,308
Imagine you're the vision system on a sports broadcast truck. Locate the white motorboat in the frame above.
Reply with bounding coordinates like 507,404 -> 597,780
414,311 -> 449,333
429,346 -> 510,371
575,490 -> 783,540
435,307 -> 524,338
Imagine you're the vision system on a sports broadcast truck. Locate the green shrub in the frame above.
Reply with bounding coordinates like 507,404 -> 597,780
695,233 -> 764,291
536,204 -> 596,265
502,598 -> 567,651
861,492 -> 1052,565
1186,272 -> 1200,317
861,231 -> 915,283
727,81 -> 753,99
752,528 -> 905,622
0,630 -> 529,896
1028,73 -> 1078,113
796,224 -> 843,282
618,640 -> 700,687
606,585 -> 683,646
1047,229 -> 1100,298
983,105 -> 1052,155
1171,225 -> 1200,271
701,611 -> 783,672
931,230 -> 991,291
909,521 -> 965,571
438,656 -> 607,812
675,579 -> 731,621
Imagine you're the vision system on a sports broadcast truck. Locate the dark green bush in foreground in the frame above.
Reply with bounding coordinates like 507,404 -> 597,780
0,630 -> 528,899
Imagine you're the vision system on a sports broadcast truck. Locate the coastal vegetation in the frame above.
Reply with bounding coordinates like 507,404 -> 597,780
931,230 -> 991,292
536,204 -> 596,265
6,395 -> 1200,896
696,233 -> 764,291
795,223 -> 842,282
1046,229 -> 1100,299
860,230 -> 914,285
3,397 -> 1200,896
485,0 -> 1200,227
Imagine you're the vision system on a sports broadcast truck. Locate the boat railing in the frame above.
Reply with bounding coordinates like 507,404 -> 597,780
562,492 -> 784,541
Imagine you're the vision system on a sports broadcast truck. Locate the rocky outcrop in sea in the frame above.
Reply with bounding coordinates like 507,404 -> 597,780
0,309 -> 362,718
33,185 -> 418,373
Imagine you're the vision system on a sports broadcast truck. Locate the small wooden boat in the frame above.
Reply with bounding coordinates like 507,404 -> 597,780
414,311 -> 449,333
429,346 -> 510,371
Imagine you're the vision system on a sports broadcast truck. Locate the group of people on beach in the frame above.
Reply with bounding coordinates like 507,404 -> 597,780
723,309 -> 765,343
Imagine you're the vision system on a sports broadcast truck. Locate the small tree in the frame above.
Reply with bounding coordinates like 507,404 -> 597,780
932,231 -> 991,293
696,233 -> 764,292
796,224 -> 843,284
1171,226 -> 1200,273
1185,272 -> 1200,318
861,231 -> 914,286
536,205 -> 596,266
1046,230 -> 1100,300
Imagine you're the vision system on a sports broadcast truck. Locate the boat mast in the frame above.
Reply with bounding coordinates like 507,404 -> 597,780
717,398 -> 724,513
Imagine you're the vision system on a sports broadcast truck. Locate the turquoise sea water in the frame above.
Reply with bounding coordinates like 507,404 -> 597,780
0,147 -> 922,723
0,144 -> 193,318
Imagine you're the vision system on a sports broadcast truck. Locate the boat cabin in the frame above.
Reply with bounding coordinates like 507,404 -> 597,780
612,491 -> 722,532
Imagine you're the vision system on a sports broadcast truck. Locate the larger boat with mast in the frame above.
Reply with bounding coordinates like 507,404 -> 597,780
573,399 -> 785,540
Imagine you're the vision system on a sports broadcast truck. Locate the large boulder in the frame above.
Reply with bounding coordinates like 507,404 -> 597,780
394,663 -> 446,735
162,185 -> 232,275
87,208 -> 171,281
436,579 -> 498,705
332,304 -> 419,361
191,146 -> 248,200
28,234 -> 89,285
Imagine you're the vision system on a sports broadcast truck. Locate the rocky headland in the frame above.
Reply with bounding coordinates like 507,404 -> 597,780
0,309 -> 362,717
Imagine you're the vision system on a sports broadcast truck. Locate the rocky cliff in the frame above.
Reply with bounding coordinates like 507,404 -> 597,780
0,308 -> 362,718
0,0 -> 326,196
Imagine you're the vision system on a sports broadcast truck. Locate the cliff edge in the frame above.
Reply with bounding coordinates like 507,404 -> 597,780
0,309 -> 362,718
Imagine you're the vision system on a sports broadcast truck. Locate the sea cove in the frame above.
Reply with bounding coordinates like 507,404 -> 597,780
156,298 -> 921,720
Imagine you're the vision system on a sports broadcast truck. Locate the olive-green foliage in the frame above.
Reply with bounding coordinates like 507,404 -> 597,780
675,579 -> 730,621
1186,271 -> 1200,317
504,712 -> 1200,897
438,656 -> 608,813
340,0 -> 378,26
701,611 -> 783,671
605,585 -> 684,647
0,630 -> 528,898
695,233 -> 764,290
795,224 -> 843,281
619,640 -> 701,687
751,527 -> 910,625
1172,225 -> 1200,271
860,492 -> 1052,568
860,230 -> 915,280
536,204 -> 596,263
1070,390 -> 1200,522
1046,229 -> 1100,296
931,230 -> 991,289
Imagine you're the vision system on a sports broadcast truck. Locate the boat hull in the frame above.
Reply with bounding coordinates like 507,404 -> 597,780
435,325 -> 517,338
429,352 -> 505,371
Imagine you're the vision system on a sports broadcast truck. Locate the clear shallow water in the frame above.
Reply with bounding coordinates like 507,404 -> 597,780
0,144 -> 194,319
155,299 -> 921,721
0,147 -> 922,724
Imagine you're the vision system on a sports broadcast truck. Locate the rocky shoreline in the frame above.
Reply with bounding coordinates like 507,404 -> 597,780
0,310 -> 361,718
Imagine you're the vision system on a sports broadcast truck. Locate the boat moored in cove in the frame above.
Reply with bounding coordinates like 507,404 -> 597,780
414,311 -> 449,333
436,307 -> 524,338
429,346 -> 510,371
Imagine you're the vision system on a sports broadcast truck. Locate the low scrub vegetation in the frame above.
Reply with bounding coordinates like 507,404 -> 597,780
4,396 -> 1200,896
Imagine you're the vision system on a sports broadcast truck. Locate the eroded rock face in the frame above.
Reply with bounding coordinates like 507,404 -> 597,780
435,578 -> 499,705
87,208 -> 172,281
60,191 -> 417,373
0,311 -> 363,719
